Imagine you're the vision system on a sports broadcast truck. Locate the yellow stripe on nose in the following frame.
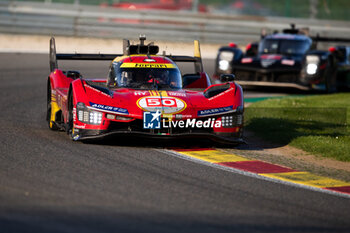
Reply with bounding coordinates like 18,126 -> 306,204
160,91 -> 168,97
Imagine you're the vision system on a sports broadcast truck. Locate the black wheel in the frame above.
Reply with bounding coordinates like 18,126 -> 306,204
47,80 -> 59,130
325,57 -> 338,93
67,89 -> 77,140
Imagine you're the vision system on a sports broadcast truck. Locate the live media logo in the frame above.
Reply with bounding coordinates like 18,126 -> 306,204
143,111 -> 161,129
143,111 -> 222,129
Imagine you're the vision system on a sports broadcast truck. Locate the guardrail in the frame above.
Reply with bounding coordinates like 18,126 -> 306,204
1,1 -> 350,45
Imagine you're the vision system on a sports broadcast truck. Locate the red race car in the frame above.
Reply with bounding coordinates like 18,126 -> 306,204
47,36 -> 244,144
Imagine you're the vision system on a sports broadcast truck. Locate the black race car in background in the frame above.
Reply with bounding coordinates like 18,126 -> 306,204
213,24 -> 350,92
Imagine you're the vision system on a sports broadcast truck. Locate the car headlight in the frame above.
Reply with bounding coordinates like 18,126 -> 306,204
306,63 -> 318,75
220,51 -> 234,60
77,102 -> 103,125
89,111 -> 102,124
306,55 -> 320,64
219,60 -> 230,71
221,115 -> 233,127
221,114 -> 243,127
305,55 -> 320,75
218,51 -> 234,71
106,113 -> 134,121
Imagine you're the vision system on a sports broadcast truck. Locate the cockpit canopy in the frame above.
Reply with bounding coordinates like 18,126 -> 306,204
259,35 -> 312,56
107,60 -> 182,90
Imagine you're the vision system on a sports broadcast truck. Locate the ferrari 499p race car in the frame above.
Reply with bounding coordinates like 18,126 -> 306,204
214,24 -> 350,92
47,36 -> 244,144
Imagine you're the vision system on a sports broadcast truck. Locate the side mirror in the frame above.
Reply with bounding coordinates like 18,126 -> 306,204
220,74 -> 235,82
183,73 -> 211,89
66,70 -> 81,79
334,48 -> 346,62
245,42 -> 258,57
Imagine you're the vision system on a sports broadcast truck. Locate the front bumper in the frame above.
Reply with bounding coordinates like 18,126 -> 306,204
72,128 -> 245,145
217,66 -> 319,90
235,80 -> 311,90
225,65 -> 328,91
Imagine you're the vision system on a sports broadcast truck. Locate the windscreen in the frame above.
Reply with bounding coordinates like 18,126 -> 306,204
259,39 -> 311,55
108,62 -> 182,89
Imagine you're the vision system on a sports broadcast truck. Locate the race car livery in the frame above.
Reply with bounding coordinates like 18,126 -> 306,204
47,36 -> 244,144
214,24 -> 350,92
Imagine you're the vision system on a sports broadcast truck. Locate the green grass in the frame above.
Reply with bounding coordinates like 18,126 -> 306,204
245,93 -> 350,162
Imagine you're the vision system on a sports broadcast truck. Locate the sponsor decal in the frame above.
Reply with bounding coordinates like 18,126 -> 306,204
281,59 -> 295,66
241,57 -> 253,63
85,84 -> 111,98
73,108 -> 76,121
144,58 -> 156,62
261,59 -> 276,68
162,118 -> 221,128
120,63 -> 176,69
271,34 -> 296,39
57,95 -> 61,107
162,114 -> 193,120
143,111 -> 221,129
198,106 -> 234,117
220,51 -> 234,60
260,55 -> 282,60
167,91 -> 186,97
260,55 -> 282,68
143,111 -> 161,129
137,96 -> 186,114
208,88 -> 231,100
89,102 -> 129,115
74,124 -> 86,129
134,91 -> 149,96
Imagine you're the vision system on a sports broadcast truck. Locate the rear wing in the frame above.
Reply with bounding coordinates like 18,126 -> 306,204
49,37 -> 203,73
260,24 -> 350,45
167,40 -> 203,74
311,35 -> 350,43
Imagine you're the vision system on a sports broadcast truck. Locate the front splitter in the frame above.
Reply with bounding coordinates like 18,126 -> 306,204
74,130 -> 245,145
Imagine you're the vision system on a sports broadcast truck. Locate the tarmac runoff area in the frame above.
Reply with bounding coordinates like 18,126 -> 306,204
0,33 -> 223,58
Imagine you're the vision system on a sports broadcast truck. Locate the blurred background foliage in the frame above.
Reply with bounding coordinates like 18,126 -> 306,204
7,0 -> 350,21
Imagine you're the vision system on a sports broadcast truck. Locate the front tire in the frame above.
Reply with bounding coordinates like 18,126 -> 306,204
68,89 -> 78,140
325,57 -> 338,93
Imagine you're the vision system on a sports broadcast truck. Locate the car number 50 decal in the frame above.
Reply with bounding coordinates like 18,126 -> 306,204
137,96 -> 186,114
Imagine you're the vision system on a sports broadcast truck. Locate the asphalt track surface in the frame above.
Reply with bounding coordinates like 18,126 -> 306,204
1,53 -> 350,233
